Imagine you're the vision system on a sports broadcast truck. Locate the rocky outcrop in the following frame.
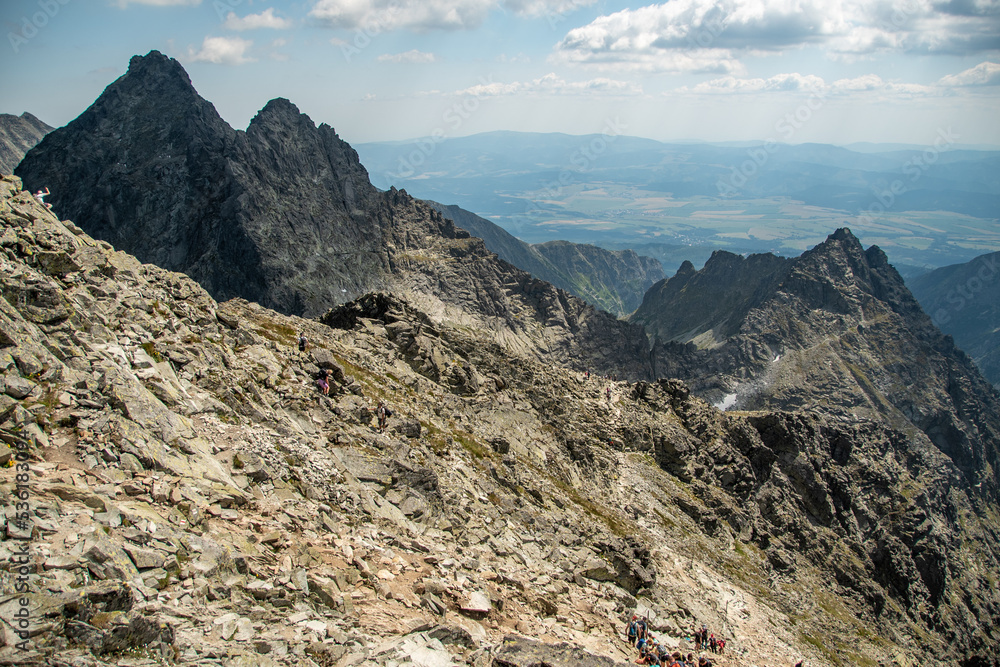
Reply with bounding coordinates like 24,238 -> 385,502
631,251 -> 792,346
638,229 -> 1000,508
428,202 -> 664,316
2,176 -> 999,665
907,250 -> 1000,389
0,112 -> 51,175
493,635 -> 631,667
15,50 -> 650,380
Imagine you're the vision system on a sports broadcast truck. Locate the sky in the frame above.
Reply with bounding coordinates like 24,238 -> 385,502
1,0 -> 999,147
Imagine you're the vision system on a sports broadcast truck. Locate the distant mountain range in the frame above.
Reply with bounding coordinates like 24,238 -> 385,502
356,131 -> 1000,269
908,250 -> 1000,389
357,130 -> 1000,219
427,201 -> 663,316
0,112 -> 51,174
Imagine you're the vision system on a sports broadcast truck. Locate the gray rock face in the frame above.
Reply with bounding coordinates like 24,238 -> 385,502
493,635 -> 631,667
631,250 -> 792,345
428,202 -> 664,316
0,112 -> 51,175
635,229 -> 1000,505
907,250 -> 1000,389
15,51 -> 651,380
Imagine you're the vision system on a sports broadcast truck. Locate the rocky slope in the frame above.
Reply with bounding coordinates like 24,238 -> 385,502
632,251 -> 792,347
427,202 -> 664,317
633,230 -> 1000,508
907,251 -> 1000,389
0,112 -> 51,175
2,176 -> 999,667
15,51 -> 649,380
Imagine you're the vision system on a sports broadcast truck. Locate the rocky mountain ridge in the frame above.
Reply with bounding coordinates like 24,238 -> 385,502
0,112 -> 51,175
633,229 -> 1000,507
2,175 -> 1000,666
426,202 -> 664,317
907,250 -> 1000,389
15,51 -> 650,381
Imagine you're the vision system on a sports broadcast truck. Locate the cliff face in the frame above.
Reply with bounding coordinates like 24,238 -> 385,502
0,112 -> 51,174
15,51 -> 649,379
427,202 -> 664,317
631,250 -> 793,346
2,176 -> 999,666
908,251 -> 1000,389
636,230 -> 1000,505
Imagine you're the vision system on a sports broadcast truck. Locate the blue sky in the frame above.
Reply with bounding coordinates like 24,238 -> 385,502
2,0 -> 999,146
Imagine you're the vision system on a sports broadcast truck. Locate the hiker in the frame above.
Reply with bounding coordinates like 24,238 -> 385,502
34,187 -> 51,209
709,634 -> 717,653
627,616 -> 639,646
298,332 -> 308,352
606,386 -> 612,401
315,369 -> 330,395
376,401 -> 389,431
716,638 -> 725,655
698,657 -> 712,667
693,625 -> 702,650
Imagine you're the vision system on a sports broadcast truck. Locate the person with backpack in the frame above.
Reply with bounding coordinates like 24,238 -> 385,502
716,638 -> 725,655
376,401 -> 391,431
627,616 -> 639,646
298,332 -> 308,352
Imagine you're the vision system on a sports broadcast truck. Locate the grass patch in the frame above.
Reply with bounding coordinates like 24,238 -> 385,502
141,341 -> 163,363
252,318 -> 299,346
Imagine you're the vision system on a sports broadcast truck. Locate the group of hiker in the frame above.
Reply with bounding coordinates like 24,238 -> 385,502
301,331 -> 391,430
692,625 -> 725,654
626,616 -> 723,667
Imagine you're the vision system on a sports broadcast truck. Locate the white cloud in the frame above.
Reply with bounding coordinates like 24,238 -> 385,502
553,0 -> 1000,73
454,73 -> 643,96
310,0 -> 495,31
689,73 -> 826,94
188,36 -> 255,65
830,74 -> 934,95
939,61 -> 1000,86
503,0 -> 598,18
223,8 -> 293,30
377,49 -> 437,63
309,0 -> 596,30
681,72 -> 937,97
114,0 -> 200,6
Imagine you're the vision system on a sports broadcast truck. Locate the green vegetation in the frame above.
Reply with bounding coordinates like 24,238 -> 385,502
251,318 -> 298,346
141,341 -> 163,363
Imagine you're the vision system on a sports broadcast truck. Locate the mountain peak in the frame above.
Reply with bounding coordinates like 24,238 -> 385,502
126,49 -> 193,88
248,97 -> 316,134
829,226 -> 860,244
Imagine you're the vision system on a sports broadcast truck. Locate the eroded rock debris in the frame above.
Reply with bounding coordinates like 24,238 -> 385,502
1,175 -> 998,666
